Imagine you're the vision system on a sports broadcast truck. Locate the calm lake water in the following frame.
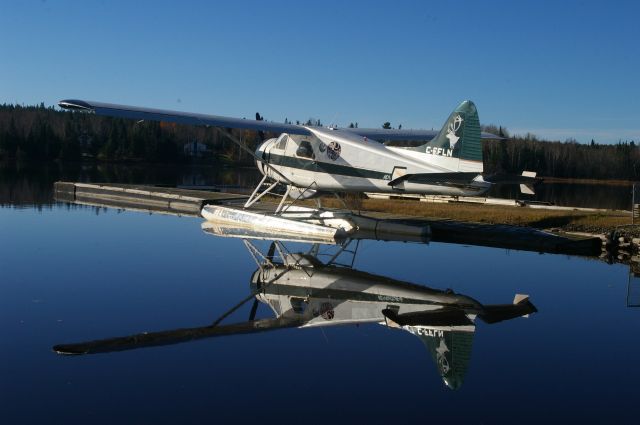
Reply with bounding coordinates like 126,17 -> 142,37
1,165 -> 639,424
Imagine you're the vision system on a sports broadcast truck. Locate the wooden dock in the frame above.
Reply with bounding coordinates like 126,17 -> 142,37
54,182 -> 247,217
359,211 -> 602,256
54,181 -> 603,257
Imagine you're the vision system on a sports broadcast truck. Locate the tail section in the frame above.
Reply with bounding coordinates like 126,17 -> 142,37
405,326 -> 475,390
383,309 -> 474,390
415,100 -> 483,172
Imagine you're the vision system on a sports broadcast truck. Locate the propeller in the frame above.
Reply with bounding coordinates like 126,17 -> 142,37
255,112 -> 265,141
248,241 -> 277,321
211,125 -> 294,186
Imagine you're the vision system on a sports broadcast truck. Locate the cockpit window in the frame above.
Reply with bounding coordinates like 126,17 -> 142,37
295,140 -> 314,159
275,135 -> 288,150
269,299 -> 281,315
290,297 -> 307,314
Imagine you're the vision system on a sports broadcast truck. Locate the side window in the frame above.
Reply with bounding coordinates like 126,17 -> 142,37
295,140 -> 315,159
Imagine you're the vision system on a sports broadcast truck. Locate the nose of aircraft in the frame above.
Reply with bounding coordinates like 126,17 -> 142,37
255,139 -> 268,159
254,139 -> 273,175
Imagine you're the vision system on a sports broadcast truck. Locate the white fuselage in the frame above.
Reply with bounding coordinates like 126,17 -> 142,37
255,127 -> 491,196
253,261 -> 480,329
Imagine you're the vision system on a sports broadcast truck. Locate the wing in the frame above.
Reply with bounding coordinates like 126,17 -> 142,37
59,99 -> 502,141
52,316 -> 304,355
341,127 -> 503,141
341,127 -> 439,142
58,99 -> 312,136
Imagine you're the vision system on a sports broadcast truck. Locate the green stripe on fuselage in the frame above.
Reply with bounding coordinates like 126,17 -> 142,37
268,153 -> 389,180
261,283 -> 452,306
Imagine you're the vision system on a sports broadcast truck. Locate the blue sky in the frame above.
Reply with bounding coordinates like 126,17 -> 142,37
1,0 -> 638,143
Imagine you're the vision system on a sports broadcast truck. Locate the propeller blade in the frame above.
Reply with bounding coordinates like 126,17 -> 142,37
248,298 -> 259,321
266,241 -> 276,262
214,127 -> 293,185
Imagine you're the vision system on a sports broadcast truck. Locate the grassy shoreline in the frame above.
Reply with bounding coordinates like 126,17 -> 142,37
318,197 -> 639,237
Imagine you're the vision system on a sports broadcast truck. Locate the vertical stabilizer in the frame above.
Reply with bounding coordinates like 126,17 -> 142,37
408,327 -> 475,390
415,100 -> 483,172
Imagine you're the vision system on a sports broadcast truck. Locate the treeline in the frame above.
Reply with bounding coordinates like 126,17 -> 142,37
0,104 -> 261,164
481,125 -> 639,180
0,104 -> 638,180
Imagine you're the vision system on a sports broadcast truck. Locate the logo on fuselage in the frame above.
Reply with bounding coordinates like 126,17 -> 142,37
314,302 -> 335,320
435,339 -> 451,374
326,141 -> 341,161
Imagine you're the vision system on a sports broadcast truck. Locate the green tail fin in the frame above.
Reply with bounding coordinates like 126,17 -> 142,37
419,100 -> 482,163
410,327 -> 474,390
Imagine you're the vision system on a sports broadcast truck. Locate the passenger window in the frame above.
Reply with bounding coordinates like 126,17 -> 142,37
296,140 -> 315,159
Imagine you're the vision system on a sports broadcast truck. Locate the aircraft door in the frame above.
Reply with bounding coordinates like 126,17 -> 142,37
288,137 -> 318,187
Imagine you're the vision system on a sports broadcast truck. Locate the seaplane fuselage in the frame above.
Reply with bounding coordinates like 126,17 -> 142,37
255,126 -> 491,197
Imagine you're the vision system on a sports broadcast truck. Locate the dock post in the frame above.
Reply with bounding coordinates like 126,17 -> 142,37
633,183 -> 638,225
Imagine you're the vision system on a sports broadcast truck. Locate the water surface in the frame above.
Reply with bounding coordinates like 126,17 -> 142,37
0,169 -> 638,424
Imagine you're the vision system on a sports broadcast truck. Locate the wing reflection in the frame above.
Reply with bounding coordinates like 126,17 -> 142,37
54,234 -> 536,390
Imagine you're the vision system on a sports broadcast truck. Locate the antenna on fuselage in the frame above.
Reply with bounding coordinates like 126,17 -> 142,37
328,112 -> 339,129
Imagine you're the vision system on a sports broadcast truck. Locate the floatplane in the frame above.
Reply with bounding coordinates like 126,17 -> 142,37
58,99 -> 537,215
53,235 -> 537,389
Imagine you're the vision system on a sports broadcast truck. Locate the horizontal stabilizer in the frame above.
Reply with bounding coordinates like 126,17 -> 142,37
484,171 -> 541,195
520,171 -> 538,195
388,172 -> 479,188
484,171 -> 541,186
478,295 -> 537,324
520,184 -> 535,195
382,308 -> 474,327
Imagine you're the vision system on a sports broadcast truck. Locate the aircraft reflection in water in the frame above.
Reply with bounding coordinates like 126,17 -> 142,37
54,225 -> 537,390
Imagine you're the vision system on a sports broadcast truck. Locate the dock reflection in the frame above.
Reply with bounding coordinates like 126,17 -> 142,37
54,228 -> 537,389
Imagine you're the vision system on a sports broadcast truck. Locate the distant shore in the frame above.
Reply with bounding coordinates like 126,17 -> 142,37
540,177 -> 637,186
